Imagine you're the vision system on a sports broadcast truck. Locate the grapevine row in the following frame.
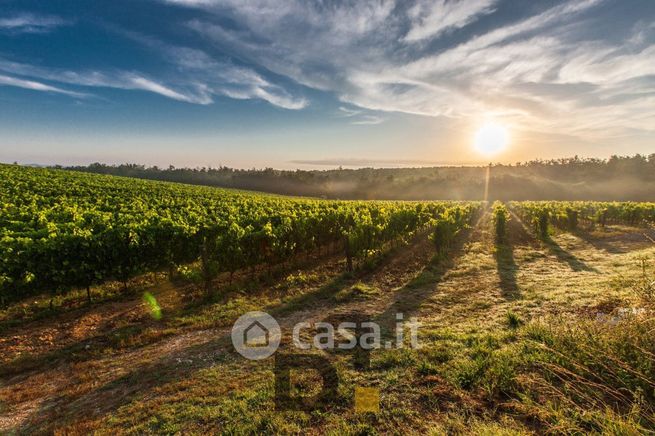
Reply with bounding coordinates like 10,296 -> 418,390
0,165 -> 479,302
509,201 -> 655,237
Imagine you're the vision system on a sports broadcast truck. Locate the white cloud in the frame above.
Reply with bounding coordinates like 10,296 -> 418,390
251,87 -> 307,110
0,58 -> 214,104
558,45 -> 655,86
404,0 -> 497,42
338,106 -> 361,117
338,106 -> 384,125
0,41 -> 307,109
173,0 -> 655,140
85,29 -> 308,109
190,0 -> 655,137
351,115 -> 384,125
126,75 -> 213,104
0,16 -> 308,109
155,43 -> 307,109
6,0 -> 654,142
0,13 -> 69,34
0,74 -> 85,97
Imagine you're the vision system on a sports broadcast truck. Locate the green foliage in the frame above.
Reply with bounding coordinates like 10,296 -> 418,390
492,202 -> 510,243
0,164 -> 480,301
430,204 -> 479,256
509,202 -> 550,238
535,209 -> 549,238
175,265 -> 202,284
510,200 -> 655,234
565,207 -> 579,230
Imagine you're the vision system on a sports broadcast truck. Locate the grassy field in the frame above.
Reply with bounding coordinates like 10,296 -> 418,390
1,205 -> 654,434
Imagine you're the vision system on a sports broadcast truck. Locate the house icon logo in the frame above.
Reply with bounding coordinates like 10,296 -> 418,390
231,311 -> 281,360
244,320 -> 270,347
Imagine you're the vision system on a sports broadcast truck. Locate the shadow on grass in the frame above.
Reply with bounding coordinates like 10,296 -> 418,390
372,214 -> 482,334
543,236 -> 599,273
494,210 -> 535,300
495,242 -> 519,300
0,243 -> 344,337
268,237 -> 427,319
0,323 -> 175,380
573,228 -> 629,254
506,208 -> 598,273
0,283 -> 150,336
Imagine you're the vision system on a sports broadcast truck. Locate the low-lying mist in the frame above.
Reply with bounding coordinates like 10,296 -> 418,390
62,155 -> 655,201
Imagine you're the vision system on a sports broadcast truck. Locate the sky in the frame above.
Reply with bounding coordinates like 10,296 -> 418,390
0,0 -> 654,169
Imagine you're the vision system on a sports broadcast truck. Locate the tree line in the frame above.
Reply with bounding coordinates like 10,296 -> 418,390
59,154 -> 655,201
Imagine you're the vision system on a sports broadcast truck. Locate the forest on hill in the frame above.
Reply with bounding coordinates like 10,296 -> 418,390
63,154 -> 655,201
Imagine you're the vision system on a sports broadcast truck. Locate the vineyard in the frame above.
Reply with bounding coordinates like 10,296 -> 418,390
0,164 -> 479,303
1,165 -> 654,434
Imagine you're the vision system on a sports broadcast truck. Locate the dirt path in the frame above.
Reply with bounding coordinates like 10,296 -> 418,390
0,281 -> 190,365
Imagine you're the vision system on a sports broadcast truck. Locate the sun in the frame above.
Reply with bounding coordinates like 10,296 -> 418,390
474,122 -> 509,156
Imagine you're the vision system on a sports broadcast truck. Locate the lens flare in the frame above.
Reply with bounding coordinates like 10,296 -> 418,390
143,292 -> 162,320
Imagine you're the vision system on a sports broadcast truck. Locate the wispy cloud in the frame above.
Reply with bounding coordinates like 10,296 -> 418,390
338,106 -> 384,125
0,13 -> 69,34
0,16 -> 307,109
4,0 -> 654,144
126,75 -> 212,104
338,106 -> 361,117
0,74 -> 85,97
0,58 -> 213,104
404,0 -> 498,42
0,43 -> 307,108
113,29 -> 307,109
351,115 -> 384,125
168,0 -> 655,140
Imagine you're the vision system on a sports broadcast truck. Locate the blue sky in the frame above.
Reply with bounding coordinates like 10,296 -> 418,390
0,0 -> 654,168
